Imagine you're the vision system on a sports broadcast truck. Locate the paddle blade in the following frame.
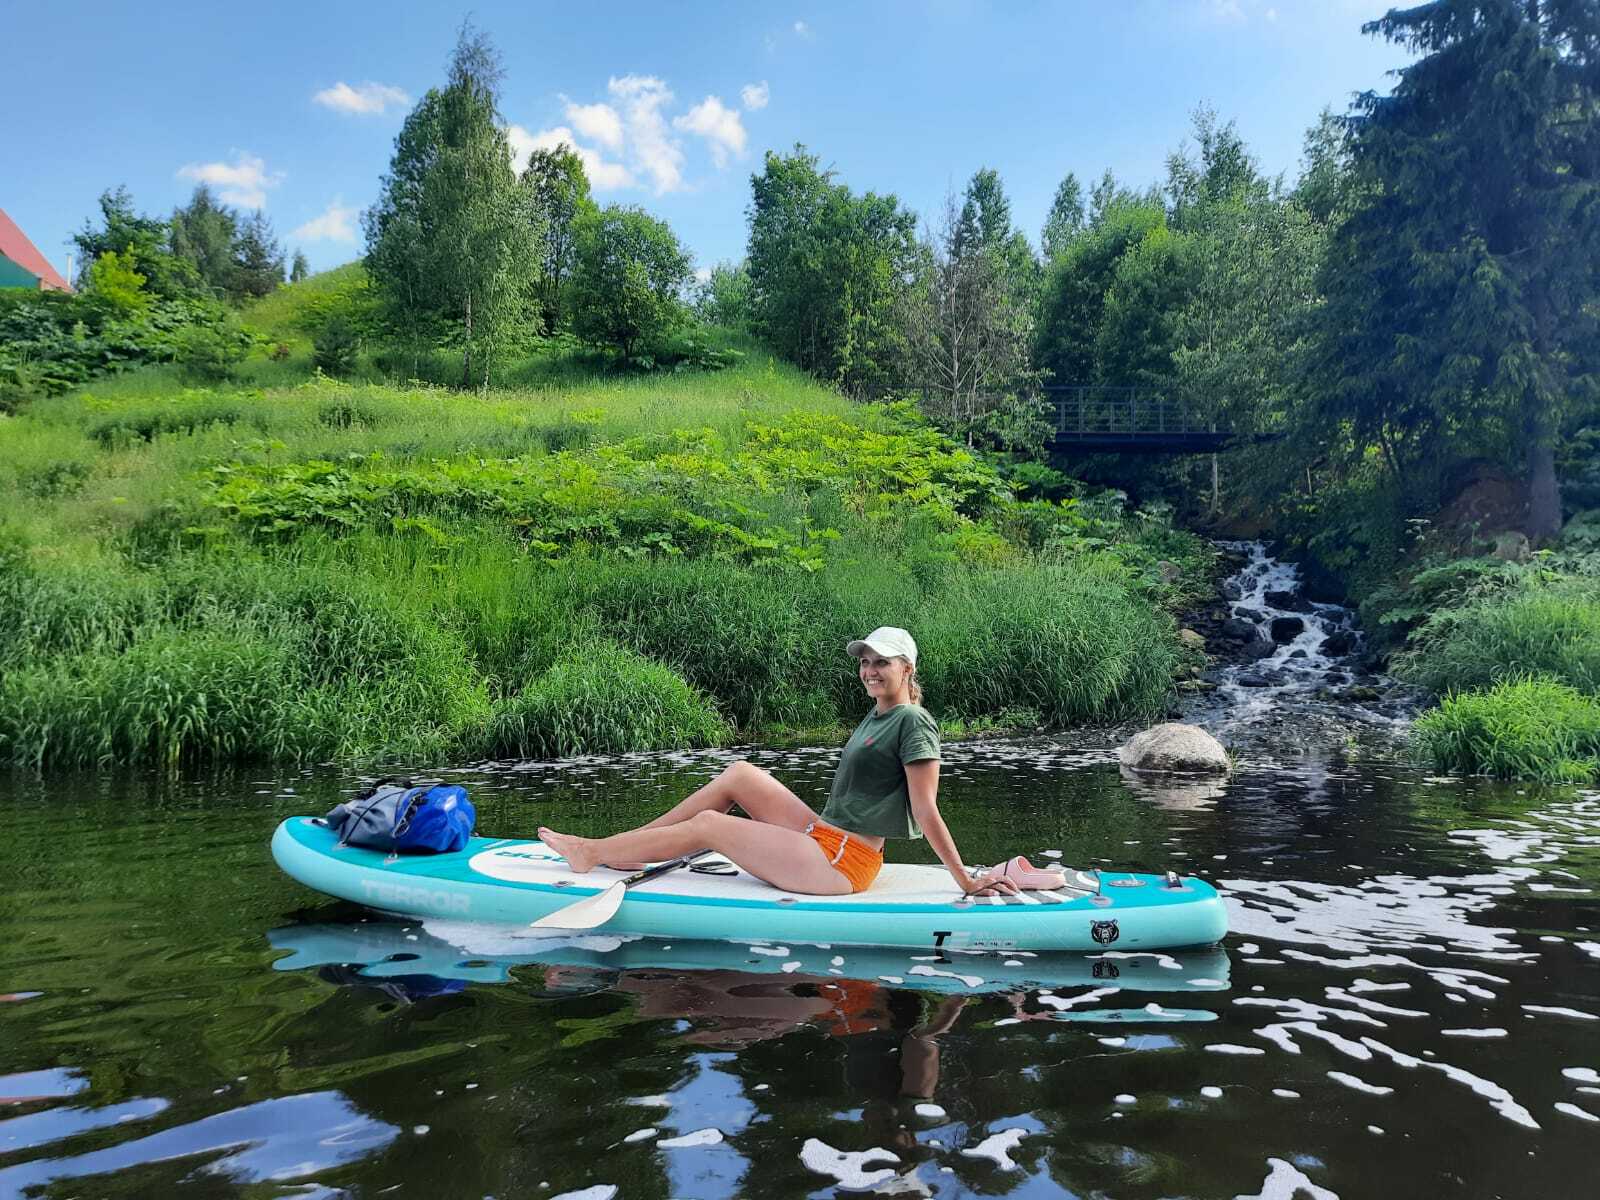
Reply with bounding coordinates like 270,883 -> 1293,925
528,881 -> 626,931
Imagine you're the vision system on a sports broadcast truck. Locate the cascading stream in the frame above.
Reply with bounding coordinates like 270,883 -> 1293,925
1185,540 -> 1412,746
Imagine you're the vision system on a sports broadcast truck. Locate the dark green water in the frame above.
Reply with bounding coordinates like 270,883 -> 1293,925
3,741 -> 1598,1199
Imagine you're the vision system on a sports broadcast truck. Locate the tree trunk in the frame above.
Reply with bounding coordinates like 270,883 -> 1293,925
1526,404 -> 1562,544
462,291 -> 473,389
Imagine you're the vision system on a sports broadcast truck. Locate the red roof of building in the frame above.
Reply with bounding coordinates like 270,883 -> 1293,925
0,207 -> 72,292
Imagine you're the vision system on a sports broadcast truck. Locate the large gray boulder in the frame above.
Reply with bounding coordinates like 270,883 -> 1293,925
1117,722 -> 1231,775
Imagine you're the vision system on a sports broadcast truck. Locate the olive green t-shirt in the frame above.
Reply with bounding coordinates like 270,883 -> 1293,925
820,703 -> 940,839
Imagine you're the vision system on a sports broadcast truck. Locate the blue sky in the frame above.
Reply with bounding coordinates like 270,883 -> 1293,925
4,1 -> 1412,282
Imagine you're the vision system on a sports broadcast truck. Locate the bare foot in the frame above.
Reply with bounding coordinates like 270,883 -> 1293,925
537,827 -> 601,873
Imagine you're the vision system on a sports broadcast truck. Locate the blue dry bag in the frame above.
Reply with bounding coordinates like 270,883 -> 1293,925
325,779 -> 475,854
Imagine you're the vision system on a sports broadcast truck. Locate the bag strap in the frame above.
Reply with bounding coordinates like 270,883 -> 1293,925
336,776 -> 413,848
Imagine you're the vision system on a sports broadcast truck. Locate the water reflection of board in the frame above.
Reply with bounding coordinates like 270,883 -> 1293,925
272,817 -> 1229,953
268,919 -> 1232,997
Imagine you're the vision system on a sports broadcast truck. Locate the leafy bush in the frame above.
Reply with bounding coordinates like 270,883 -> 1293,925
1395,577 -> 1600,697
0,289 -> 238,402
1412,677 -> 1600,783
486,639 -> 729,758
313,313 -> 361,377
174,320 -> 253,382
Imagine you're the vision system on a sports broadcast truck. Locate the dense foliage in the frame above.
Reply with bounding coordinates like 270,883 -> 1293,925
0,357 -> 1208,770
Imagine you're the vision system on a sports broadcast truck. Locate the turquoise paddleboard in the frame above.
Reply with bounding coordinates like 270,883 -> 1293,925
272,817 -> 1228,954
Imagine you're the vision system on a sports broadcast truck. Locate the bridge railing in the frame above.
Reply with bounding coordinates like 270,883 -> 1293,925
1043,386 -> 1211,437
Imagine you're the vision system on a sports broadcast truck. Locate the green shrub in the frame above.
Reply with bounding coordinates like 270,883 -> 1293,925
1412,677 -> 1600,783
487,639 -> 729,758
1396,579 -> 1600,696
174,320 -> 252,383
313,313 -> 361,377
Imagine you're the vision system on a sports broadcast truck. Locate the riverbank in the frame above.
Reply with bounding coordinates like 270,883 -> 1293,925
0,353 -> 1215,771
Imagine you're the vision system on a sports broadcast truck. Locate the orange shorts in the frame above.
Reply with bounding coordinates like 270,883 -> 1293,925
805,821 -> 883,893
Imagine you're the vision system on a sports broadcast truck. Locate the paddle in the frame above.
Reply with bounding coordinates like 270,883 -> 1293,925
527,848 -> 715,931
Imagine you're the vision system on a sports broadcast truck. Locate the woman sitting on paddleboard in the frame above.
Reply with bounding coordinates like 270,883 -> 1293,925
538,627 -> 1020,898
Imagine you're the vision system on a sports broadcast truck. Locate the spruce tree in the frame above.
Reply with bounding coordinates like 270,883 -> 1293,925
1318,0 -> 1600,539
232,211 -> 286,299
290,251 -> 310,283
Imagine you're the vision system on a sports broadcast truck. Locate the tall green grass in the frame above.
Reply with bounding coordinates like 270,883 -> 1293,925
487,639 -> 729,758
1412,677 -> 1600,784
0,344 -> 1204,770
1396,578 -> 1600,696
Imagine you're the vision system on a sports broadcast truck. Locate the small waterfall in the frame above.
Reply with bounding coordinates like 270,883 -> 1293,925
1185,541 -> 1409,745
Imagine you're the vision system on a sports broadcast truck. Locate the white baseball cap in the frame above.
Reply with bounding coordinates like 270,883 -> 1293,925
846,626 -> 918,667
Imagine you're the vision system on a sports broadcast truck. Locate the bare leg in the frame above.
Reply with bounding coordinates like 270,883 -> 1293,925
637,760 -> 818,833
539,811 -> 853,895
572,760 -> 819,870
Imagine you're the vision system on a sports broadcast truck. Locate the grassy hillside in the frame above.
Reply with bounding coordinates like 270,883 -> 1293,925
243,261 -> 370,351
0,306 -> 1211,771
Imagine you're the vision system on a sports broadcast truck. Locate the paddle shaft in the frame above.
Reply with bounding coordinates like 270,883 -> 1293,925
527,847 -> 715,930
618,848 -> 716,888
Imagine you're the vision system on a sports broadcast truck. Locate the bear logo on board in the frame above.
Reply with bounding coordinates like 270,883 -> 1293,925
1090,919 -> 1120,946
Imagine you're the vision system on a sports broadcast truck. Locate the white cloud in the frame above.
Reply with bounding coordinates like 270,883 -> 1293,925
313,81 -> 411,115
291,198 -> 359,244
506,123 -> 634,190
608,74 -> 684,194
564,99 -> 624,151
674,96 -> 746,168
694,266 -> 713,284
793,20 -> 812,38
741,81 -> 769,111
176,152 -> 285,209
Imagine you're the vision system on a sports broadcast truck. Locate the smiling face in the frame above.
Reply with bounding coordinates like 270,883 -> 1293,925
857,652 -> 911,705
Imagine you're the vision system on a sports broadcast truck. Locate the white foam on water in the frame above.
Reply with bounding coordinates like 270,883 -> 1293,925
1554,1102 -> 1599,1122
800,1138 -> 900,1189
1206,1044 -> 1267,1055
1004,959 -> 1024,967
1367,1125 -> 1384,1135
1324,988 -> 1428,1018
1271,1089 -> 1300,1099
830,956 -> 845,967
1562,1067 -> 1600,1083
960,1127 -> 1028,1171
907,964 -> 985,989
551,1188 -> 616,1200
412,1125 -> 429,1135
657,1127 -> 722,1148
1189,978 -> 1227,988
1222,874 -> 1526,958
1327,1071 -> 1394,1096
1577,942 -> 1600,960
1098,1037 -> 1127,1047
1235,996 -> 1386,1028
1035,986 -> 1120,1011
748,945 -> 790,957
626,1095 -> 671,1107
780,962 -> 801,974
1201,1086 -> 1224,1098
1523,1005 -> 1599,1021
1233,1156 -> 1338,1200
1443,1028 -> 1509,1038
1361,1036 -> 1539,1130
623,1128 -> 657,1143
1114,1094 -> 1136,1105
878,975 -> 903,984
913,1103 -> 946,1120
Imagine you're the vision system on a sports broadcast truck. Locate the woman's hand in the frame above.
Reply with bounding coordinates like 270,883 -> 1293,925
958,868 -> 1019,897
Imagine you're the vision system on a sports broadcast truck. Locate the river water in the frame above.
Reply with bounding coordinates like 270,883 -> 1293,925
3,738 -> 1598,1199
